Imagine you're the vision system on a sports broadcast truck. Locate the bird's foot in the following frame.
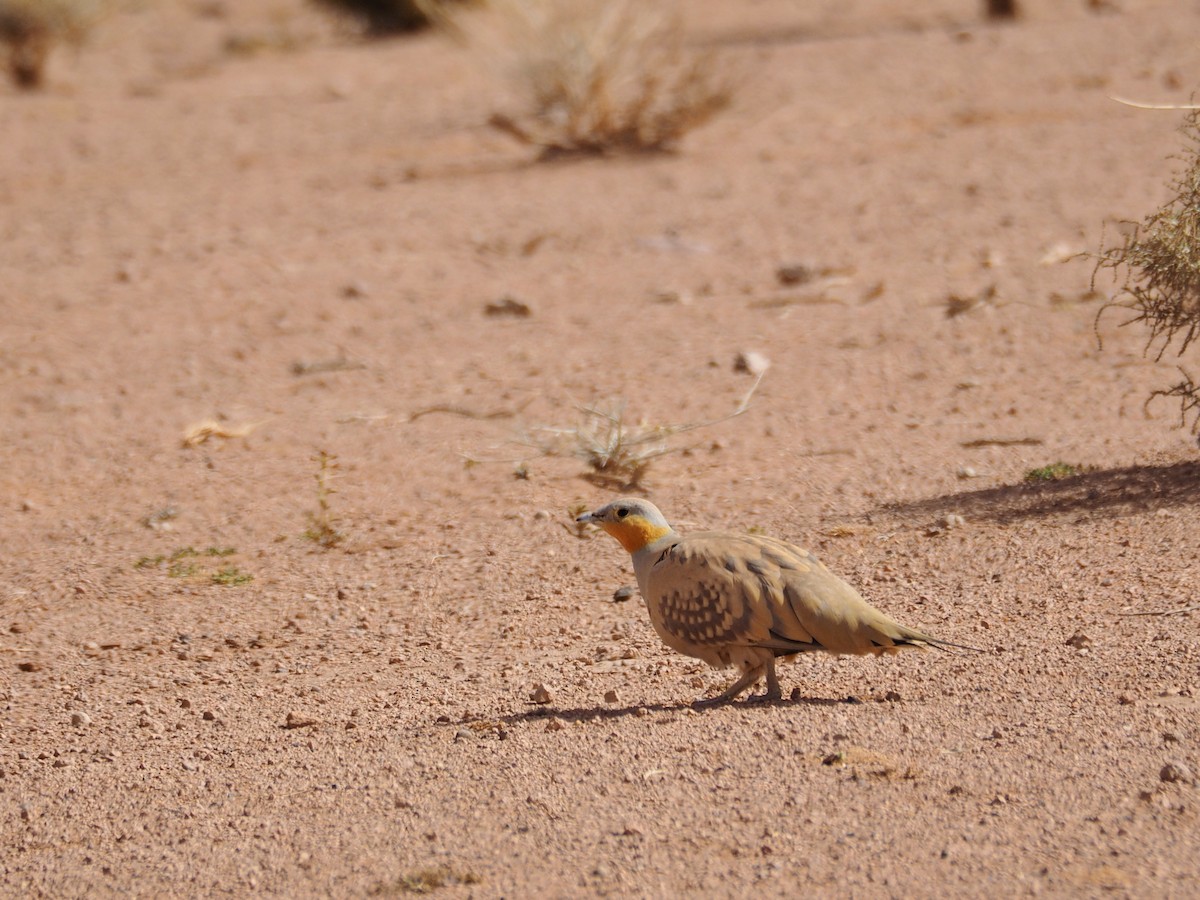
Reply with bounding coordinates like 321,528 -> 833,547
745,687 -> 782,704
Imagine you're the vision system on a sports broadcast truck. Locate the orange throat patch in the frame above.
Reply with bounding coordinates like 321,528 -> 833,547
605,517 -> 672,554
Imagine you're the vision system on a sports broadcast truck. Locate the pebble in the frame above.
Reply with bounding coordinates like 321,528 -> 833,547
484,295 -> 532,318
1160,761 -> 1194,784
284,712 -> 318,729
612,585 -> 636,603
544,718 -> 564,732
776,263 -> 815,286
604,690 -> 619,704
529,683 -> 553,705
70,712 -> 91,727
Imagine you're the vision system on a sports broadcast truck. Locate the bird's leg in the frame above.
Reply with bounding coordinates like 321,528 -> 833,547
747,658 -> 782,703
693,665 -> 762,707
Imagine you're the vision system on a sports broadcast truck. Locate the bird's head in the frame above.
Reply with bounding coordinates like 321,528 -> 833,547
576,498 -> 675,554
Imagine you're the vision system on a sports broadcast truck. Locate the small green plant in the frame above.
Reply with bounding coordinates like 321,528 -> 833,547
1094,107 -> 1200,438
304,450 -> 345,548
370,865 -> 481,895
134,547 -> 251,586
1025,462 -> 1083,482
563,502 -> 593,539
211,565 -> 253,586
0,0 -> 104,88
448,0 -> 731,158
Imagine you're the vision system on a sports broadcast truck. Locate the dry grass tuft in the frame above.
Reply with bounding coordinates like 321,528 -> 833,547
517,374 -> 761,489
0,0 -> 104,88
1094,108 -> 1200,438
444,0 -> 731,157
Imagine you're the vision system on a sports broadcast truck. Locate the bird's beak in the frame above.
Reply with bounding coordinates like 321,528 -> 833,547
576,509 -> 598,524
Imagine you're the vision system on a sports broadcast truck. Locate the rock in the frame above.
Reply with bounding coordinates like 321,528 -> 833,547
484,295 -> 532,317
604,690 -> 619,704
1065,631 -> 1092,650
70,712 -> 91,727
529,683 -> 553,705
612,585 -> 636,603
1160,761 -> 1195,784
776,263 -> 815,286
544,718 -> 564,732
284,712 -> 318,729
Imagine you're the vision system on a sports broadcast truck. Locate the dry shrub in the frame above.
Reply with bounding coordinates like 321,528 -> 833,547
517,375 -> 761,490
447,0 -> 731,157
1095,108 -> 1200,438
0,0 -> 104,88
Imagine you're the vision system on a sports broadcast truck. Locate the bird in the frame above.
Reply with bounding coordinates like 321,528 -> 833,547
576,497 -> 976,705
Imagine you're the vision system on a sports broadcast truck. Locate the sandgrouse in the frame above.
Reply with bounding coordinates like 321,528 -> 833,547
578,498 -> 974,704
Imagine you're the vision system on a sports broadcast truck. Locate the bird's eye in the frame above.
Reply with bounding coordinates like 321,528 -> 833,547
616,507 -> 630,519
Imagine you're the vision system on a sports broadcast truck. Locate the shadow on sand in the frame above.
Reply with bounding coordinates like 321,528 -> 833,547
881,459 -> 1200,526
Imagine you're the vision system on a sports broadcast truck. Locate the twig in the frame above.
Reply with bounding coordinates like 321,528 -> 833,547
1109,96 -> 1200,111
960,437 -> 1044,448
410,400 -> 533,422
1118,605 -> 1199,617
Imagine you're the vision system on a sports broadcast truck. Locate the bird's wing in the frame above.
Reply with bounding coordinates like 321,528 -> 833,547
647,532 -> 938,656
640,533 -> 780,658
745,533 -> 937,654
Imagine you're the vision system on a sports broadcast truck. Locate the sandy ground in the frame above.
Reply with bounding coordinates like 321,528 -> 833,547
3,0 -> 1200,896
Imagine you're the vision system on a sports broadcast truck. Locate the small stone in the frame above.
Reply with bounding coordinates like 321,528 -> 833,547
529,683 -> 553,705
544,718 -> 564,732
9,622 -> 28,634
884,690 -> 902,702
484,295 -> 532,318
285,712 -> 318,729
181,758 -> 199,772
1160,761 -> 1194,784
454,728 -> 475,742
940,513 -> 966,529
956,466 -> 978,479
734,350 -> 770,376
70,712 -> 91,727
1065,631 -> 1092,650
16,661 -> 41,672
52,758 -> 70,768
604,690 -> 619,704
776,263 -> 815,286
202,710 -> 216,721
612,585 -> 636,603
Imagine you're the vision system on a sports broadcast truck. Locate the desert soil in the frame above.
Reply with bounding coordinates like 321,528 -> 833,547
3,0 -> 1200,896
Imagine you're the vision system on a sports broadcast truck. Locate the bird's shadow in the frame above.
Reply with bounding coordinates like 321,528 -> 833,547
447,694 -> 869,730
